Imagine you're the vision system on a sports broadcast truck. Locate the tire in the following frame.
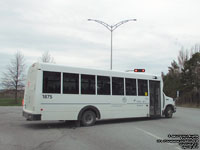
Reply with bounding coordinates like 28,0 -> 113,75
81,110 -> 96,126
165,106 -> 173,118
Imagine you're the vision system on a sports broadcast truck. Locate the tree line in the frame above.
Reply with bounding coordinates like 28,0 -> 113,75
162,44 -> 200,107
0,51 -> 55,104
1,47 -> 200,107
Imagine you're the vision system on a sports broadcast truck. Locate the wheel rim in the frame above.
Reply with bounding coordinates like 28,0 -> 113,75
84,114 -> 93,125
168,109 -> 172,117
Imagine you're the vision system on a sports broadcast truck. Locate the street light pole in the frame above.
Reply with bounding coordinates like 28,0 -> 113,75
88,19 -> 137,70
111,29 -> 113,70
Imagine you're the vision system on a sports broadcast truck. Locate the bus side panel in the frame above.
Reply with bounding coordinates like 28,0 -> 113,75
41,105 -> 81,120
38,95 -> 149,120
40,104 -> 149,121
99,95 -> 149,119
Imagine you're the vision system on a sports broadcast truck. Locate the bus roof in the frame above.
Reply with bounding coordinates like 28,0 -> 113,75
32,62 -> 162,80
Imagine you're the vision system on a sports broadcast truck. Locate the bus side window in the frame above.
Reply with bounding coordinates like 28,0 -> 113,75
112,77 -> 124,95
63,73 -> 79,94
125,78 -> 137,96
81,74 -> 95,95
43,71 -> 61,94
97,76 -> 110,95
138,79 -> 148,96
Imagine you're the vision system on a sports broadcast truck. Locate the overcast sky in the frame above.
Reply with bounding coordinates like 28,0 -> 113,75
0,0 -> 200,80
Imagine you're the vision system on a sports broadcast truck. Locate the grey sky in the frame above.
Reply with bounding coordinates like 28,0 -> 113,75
0,0 -> 200,79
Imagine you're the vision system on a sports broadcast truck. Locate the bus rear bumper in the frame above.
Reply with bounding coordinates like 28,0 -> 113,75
23,111 -> 41,121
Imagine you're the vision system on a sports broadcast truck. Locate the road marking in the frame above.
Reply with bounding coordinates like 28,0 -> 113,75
135,127 -> 162,139
135,127 -> 182,150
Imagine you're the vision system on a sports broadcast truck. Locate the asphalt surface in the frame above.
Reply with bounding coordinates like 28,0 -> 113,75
0,107 -> 199,150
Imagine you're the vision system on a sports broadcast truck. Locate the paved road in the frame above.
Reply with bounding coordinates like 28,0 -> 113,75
0,107 -> 199,150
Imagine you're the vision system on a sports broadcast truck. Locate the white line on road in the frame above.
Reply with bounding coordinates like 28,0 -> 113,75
135,127 -> 182,150
135,127 -> 161,139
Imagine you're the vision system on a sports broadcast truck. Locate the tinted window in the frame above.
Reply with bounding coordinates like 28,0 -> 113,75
138,79 -> 148,96
97,76 -> 110,95
112,77 -> 124,95
63,73 -> 79,94
43,71 -> 61,93
81,74 -> 95,94
126,78 -> 137,96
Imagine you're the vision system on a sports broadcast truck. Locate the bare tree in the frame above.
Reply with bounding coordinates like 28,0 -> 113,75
40,51 -> 55,63
168,60 -> 180,75
178,44 -> 200,71
1,51 -> 26,103
190,44 -> 200,57
177,47 -> 189,71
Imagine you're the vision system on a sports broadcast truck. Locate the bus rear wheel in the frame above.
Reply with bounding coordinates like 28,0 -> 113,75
165,106 -> 173,118
81,110 -> 96,126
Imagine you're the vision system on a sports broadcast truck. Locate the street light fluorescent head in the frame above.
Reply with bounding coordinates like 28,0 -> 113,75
88,19 -> 137,22
88,18 -> 137,70
130,19 -> 137,21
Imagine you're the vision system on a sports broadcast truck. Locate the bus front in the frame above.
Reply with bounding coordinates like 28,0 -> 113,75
163,93 -> 176,118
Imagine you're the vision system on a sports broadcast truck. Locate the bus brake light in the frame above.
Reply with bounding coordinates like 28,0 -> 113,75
22,99 -> 24,106
134,69 -> 145,72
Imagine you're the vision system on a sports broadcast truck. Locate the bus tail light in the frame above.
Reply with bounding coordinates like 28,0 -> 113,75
22,99 -> 24,106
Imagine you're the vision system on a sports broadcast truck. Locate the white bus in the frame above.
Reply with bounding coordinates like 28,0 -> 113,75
23,63 -> 176,126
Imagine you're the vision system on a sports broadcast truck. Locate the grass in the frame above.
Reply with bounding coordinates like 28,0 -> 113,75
0,98 -> 23,106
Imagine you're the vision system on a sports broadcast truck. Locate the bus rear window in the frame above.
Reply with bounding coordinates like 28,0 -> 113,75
43,71 -> 61,93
